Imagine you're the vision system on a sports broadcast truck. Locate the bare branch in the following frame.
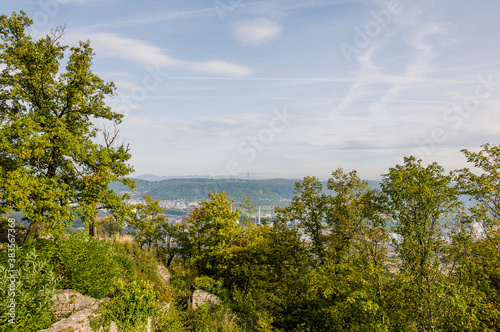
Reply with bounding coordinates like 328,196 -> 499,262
49,24 -> 67,45
103,124 -> 120,148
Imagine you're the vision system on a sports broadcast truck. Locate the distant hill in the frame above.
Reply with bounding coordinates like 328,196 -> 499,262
110,178 -> 382,204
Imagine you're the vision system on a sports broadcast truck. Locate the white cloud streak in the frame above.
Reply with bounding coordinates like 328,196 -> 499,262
70,33 -> 253,77
81,8 -> 214,30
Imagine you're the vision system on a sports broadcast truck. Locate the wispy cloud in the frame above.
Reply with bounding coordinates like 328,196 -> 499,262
70,33 -> 253,77
81,8 -> 214,30
233,19 -> 283,46
56,0 -> 100,3
329,2 -> 455,120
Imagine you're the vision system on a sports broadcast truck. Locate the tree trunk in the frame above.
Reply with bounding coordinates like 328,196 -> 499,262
166,253 -> 175,268
89,214 -> 97,236
22,221 -> 37,246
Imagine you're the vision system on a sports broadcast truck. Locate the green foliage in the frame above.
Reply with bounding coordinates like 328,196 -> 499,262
456,143 -> 500,229
193,276 -> 223,294
0,246 -> 58,331
186,304 -> 243,332
132,196 -> 166,248
275,169 -> 387,267
131,195 -> 180,267
91,278 -> 157,332
179,190 -> 241,276
168,267 -> 196,310
113,236 -> 163,286
240,193 -> 259,226
98,215 -> 123,237
380,156 -> 462,330
0,11 -> 134,244
53,231 -> 123,298
155,305 -> 186,332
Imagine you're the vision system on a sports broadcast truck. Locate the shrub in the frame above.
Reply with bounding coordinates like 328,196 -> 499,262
155,305 -> 186,332
91,278 -> 157,331
187,304 -> 243,332
0,246 -> 58,331
56,230 -> 123,298
193,276 -> 222,294
113,237 -> 163,286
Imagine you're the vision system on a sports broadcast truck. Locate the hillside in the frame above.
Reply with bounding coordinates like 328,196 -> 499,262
110,178 -> 382,204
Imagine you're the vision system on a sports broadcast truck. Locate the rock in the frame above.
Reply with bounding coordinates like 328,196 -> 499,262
38,290 -> 107,332
38,301 -> 106,332
52,290 -> 99,319
192,289 -> 221,310
157,264 -> 170,282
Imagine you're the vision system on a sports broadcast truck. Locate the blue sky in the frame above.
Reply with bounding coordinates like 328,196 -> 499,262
3,0 -> 500,180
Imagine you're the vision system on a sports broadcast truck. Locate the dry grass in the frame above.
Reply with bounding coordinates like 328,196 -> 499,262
113,233 -> 135,244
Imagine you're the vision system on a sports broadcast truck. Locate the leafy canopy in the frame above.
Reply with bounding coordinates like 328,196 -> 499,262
0,11 -> 134,242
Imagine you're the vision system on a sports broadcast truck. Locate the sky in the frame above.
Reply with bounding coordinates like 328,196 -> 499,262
2,0 -> 500,180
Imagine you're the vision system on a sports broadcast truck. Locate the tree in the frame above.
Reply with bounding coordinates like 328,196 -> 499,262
240,193 -> 259,226
451,143 -> 500,329
0,12 -> 134,244
179,190 -> 241,275
456,143 -> 500,236
326,169 -> 387,264
381,156 -> 461,330
98,215 -> 122,237
277,176 -> 329,265
132,196 -> 166,249
132,195 -> 179,267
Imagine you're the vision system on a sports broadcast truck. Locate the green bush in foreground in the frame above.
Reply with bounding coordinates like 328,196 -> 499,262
186,304 -> 243,332
155,305 -> 186,332
91,278 -> 157,332
0,247 -> 58,332
55,231 -> 123,298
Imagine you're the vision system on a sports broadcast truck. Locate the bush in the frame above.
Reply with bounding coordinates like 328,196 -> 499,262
193,276 -> 222,294
0,246 -> 58,331
55,231 -> 123,298
113,237 -> 163,286
91,278 -> 157,331
187,304 -> 243,332
155,305 -> 186,332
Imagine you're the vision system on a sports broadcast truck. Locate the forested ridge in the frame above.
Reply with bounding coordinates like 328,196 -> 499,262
110,178 -> 382,203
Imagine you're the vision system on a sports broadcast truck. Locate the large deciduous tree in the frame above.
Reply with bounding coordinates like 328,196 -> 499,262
0,12 -> 134,244
456,143 -> 500,235
381,156 -> 461,330
451,143 -> 500,329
